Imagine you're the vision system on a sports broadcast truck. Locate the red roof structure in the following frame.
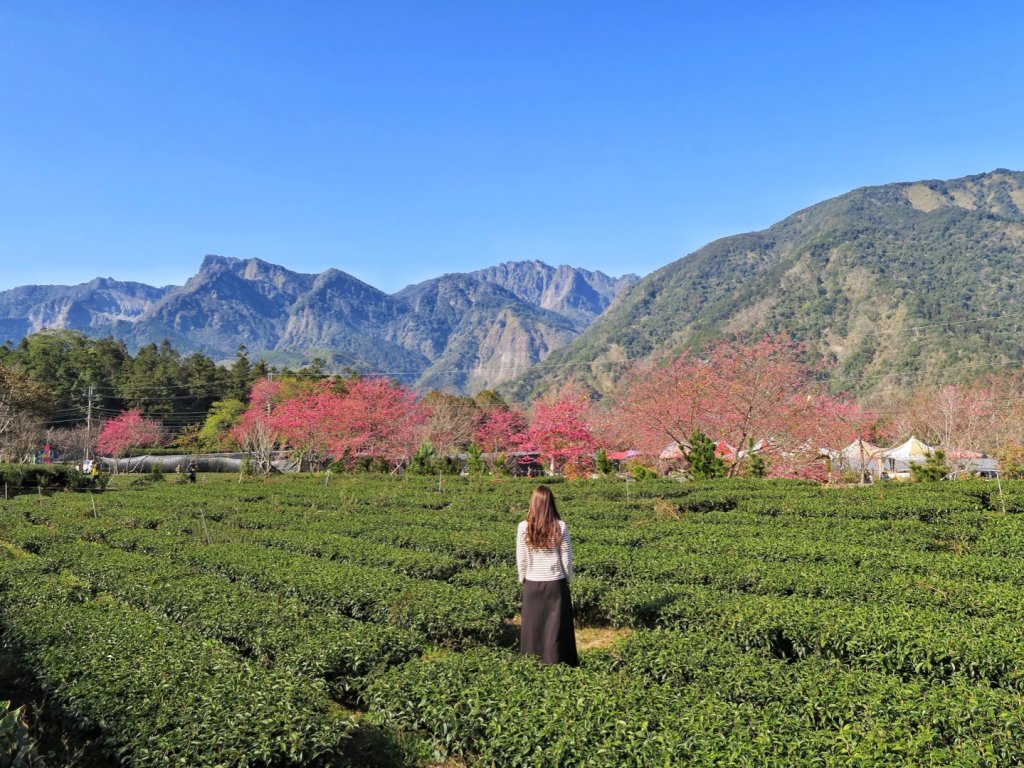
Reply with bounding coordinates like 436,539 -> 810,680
606,450 -> 641,461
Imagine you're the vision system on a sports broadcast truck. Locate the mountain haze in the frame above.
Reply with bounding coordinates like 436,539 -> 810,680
506,169 -> 1024,400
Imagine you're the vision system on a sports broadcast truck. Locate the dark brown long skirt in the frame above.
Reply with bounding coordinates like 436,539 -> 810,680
521,578 -> 579,666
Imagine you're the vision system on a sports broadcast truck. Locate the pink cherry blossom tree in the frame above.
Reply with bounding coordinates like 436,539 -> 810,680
615,337 -> 876,478
269,382 -> 344,470
474,405 -> 528,454
231,379 -> 285,473
325,377 -> 426,470
519,388 -> 598,476
95,409 -> 165,462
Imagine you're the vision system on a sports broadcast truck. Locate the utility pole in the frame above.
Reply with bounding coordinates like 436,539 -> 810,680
86,385 -> 94,459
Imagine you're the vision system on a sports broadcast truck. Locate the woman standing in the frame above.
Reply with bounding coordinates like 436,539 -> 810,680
516,485 -> 579,666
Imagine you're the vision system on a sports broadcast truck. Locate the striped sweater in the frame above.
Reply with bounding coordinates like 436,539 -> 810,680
516,519 -> 573,583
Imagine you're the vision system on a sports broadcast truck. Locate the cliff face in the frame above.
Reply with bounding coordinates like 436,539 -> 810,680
0,278 -> 170,340
468,261 -> 638,330
388,274 -> 577,392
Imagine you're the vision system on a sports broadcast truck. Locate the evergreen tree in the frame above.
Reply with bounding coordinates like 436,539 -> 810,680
16,330 -> 129,425
466,442 -> 485,475
744,438 -> 768,478
229,346 -> 253,401
686,429 -> 725,479
910,449 -> 948,482
411,441 -> 436,474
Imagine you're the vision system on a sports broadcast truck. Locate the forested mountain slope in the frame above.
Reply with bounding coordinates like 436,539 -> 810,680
505,170 -> 1024,400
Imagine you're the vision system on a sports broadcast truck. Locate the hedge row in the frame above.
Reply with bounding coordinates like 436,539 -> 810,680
0,464 -> 107,494
43,538 -> 425,702
0,548 -> 352,767
68,523 -> 514,648
365,631 -> 1024,767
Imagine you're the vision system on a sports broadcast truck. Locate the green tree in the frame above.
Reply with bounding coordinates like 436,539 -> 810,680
301,357 -> 327,377
686,429 -> 725,479
196,399 -> 248,450
473,389 -> 507,408
179,353 -> 230,417
744,438 -> 768,478
120,340 -> 182,418
466,442 -> 485,475
15,330 -> 129,426
229,346 -> 254,401
411,441 -> 436,475
910,449 -> 948,482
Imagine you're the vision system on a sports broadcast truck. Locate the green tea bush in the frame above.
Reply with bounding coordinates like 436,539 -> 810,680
0,464 -> 103,494
4,474 -> 1024,765
0,557 -> 353,767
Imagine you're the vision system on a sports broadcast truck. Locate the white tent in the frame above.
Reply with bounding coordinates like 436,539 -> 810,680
836,439 -> 885,466
830,439 -> 886,480
659,443 -> 685,460
883,436 -> 934,462
881,436 -> 935,477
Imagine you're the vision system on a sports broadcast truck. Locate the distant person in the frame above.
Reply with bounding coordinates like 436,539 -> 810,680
516,485 -> 578,666
187,460 -> 198,483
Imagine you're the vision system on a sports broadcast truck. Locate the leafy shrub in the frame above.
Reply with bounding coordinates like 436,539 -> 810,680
466,443 -> 485,475
0,700 -> 38,767
410,441 -> 436,475
0,465 -> 105,494
0,558 -> 354,767
626,462 -> 659,480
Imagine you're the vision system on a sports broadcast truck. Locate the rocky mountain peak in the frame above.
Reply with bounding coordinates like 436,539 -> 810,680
1,256 -> 625,394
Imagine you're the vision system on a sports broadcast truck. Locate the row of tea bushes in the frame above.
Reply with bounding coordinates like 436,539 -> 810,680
365,630 -> 1024,767
43,538 -> 425,703
6,473 -> 1024,766
70,520 -> 512,649
0,547 -> 352,767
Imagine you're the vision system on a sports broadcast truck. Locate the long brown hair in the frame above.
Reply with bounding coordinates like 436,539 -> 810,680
526,485 -> 562,548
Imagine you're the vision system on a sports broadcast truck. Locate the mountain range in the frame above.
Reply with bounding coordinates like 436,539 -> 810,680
0,257 -> 638,394
5,169 -> 1024,400
506,169 -> 1024,400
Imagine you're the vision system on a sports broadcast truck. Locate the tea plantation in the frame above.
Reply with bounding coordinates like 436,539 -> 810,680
3,474 -> 1024,766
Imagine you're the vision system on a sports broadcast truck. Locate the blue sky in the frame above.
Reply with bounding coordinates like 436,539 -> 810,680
2,2 -> 1023,293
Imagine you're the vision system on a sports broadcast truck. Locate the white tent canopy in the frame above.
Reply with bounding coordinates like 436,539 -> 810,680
883,436 -> 934,462
836,439 -> 884,463
659,443 -> 685,460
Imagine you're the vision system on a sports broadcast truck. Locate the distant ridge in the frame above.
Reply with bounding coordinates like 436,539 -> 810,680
504,169 -> 1024,400
11,169 -> 1021,401
0,255 -> 637,394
